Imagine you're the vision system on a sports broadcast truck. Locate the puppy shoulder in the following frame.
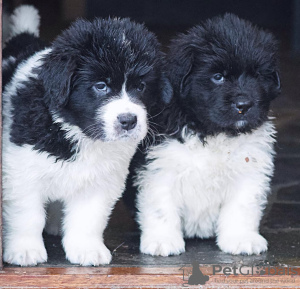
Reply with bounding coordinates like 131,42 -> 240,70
3,48 -> 52,127
4,48 -> 78,162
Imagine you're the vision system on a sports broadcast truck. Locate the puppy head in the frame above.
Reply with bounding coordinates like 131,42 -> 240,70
167,14 -> 280,136
40,18 -> 167,142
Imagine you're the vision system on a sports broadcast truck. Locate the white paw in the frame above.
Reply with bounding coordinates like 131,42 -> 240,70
63,237 -> 112,266
217,232 -> 268,255
140,234 -> 185,256
4,237 -> 47,266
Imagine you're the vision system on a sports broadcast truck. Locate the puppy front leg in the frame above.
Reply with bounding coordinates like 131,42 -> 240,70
137,172 -> 185,256
217,176 -> 268,255
3,192 -> 47,266
62,190 -> 113,266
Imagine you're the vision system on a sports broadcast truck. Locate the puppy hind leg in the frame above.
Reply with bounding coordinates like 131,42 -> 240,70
45,200 -> 63,236
3,188 -> 47,266
137,172 -> 185,257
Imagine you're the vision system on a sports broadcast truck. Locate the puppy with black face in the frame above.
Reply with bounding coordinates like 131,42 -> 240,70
136,14 -> 280,256
2,6 -> 167,266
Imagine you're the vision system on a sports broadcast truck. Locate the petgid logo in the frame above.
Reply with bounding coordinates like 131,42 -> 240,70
180,261 -> 298,287
180,261 -> 210,286
212,264 -> 298,276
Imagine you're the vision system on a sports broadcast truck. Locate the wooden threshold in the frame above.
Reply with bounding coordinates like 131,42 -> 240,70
0,266 -> 300,288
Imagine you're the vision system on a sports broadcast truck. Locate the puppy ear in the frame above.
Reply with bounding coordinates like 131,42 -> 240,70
274,71 -> 281,90
160,74 -> 173,104
179,43 -> 200,94
168,41 -> 195,96
40,50 -> 76,111
180,63 -> 193,94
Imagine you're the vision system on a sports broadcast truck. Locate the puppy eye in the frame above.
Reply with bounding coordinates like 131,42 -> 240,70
93,81 -> 108,93
211,73 -> 225,84
137,82 -> 146,92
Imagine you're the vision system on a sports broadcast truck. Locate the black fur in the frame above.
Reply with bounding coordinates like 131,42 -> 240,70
9,78 -> 77,161
4,18 -> 167,161
161,13 -> 280,141
2,33 -> 47,88
123,13 -> 281,211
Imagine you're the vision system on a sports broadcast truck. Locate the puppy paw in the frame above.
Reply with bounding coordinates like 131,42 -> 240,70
4,237 -> 47,266
217,232 -> 268,255
140,235 -> 185,256
63,237 -> 112,266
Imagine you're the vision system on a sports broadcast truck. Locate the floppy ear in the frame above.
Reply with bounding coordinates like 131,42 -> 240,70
274,71 -> 281,90
40,50 -> 76,111
160,73 -> 173,104
168,43 -> 195,96
180,61 -> 193,94
178,44 -> 201,94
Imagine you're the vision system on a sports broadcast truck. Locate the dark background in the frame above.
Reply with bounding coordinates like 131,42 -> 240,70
86,0 -> 293,30
5,0 -> 300,52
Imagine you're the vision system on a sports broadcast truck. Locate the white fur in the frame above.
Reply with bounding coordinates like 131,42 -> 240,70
98,84 -> 148,141
136,122 -> 276,256
2,56 -> 16,71
10,5 -> 40,38
3,51 -> 144,266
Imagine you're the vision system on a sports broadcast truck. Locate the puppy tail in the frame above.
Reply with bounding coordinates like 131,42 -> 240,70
2,8 -> 11,44
9,5 -> 40,38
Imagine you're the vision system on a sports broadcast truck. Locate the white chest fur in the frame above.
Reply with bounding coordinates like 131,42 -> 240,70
3,137 -> 137,202
137,121 -> 276,239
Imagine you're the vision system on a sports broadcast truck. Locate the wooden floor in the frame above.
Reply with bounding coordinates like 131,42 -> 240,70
0,266 -> 300,288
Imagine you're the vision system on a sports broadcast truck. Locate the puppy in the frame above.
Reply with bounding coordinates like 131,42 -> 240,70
135,14 -> 280,256
2,5 -> 168,266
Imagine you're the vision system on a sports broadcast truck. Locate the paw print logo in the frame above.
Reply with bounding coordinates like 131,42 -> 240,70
181,261 -> 210,286
188,261 -> 210,285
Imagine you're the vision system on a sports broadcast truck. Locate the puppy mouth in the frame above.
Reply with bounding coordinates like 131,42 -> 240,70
107,122 -> 147,142
235,120 -> 248,129
115,127 -> 144,140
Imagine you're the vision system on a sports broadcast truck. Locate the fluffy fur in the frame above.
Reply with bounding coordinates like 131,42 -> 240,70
2,6 -> 168,266
135,14 -> 280,256
10,5 -> 40,38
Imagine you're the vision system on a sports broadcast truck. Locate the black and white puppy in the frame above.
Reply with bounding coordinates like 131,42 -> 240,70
2,5 -> 167,266
136,14 -> 280,256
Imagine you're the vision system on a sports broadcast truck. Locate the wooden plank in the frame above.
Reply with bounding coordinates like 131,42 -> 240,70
0,266 -> 299,288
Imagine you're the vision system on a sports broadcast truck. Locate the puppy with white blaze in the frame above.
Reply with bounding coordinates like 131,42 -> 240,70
2,5 -> 169,266
135,14 -> 281,256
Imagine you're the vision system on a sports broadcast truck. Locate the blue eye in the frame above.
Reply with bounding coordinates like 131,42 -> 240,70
93,81 -> 108,93
211,73 -> 225,84
137,82 -> 146,92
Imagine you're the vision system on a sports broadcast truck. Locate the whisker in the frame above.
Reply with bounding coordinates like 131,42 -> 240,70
147,103 -> 173,120
82,123 -> 100,134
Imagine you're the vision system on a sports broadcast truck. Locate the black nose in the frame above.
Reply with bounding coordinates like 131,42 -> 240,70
117,113 -> 137,131
235,100 -> 253,114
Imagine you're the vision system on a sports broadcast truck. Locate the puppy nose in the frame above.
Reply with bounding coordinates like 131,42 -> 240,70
235,100 -> 253,114
117,113 -> 137,131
